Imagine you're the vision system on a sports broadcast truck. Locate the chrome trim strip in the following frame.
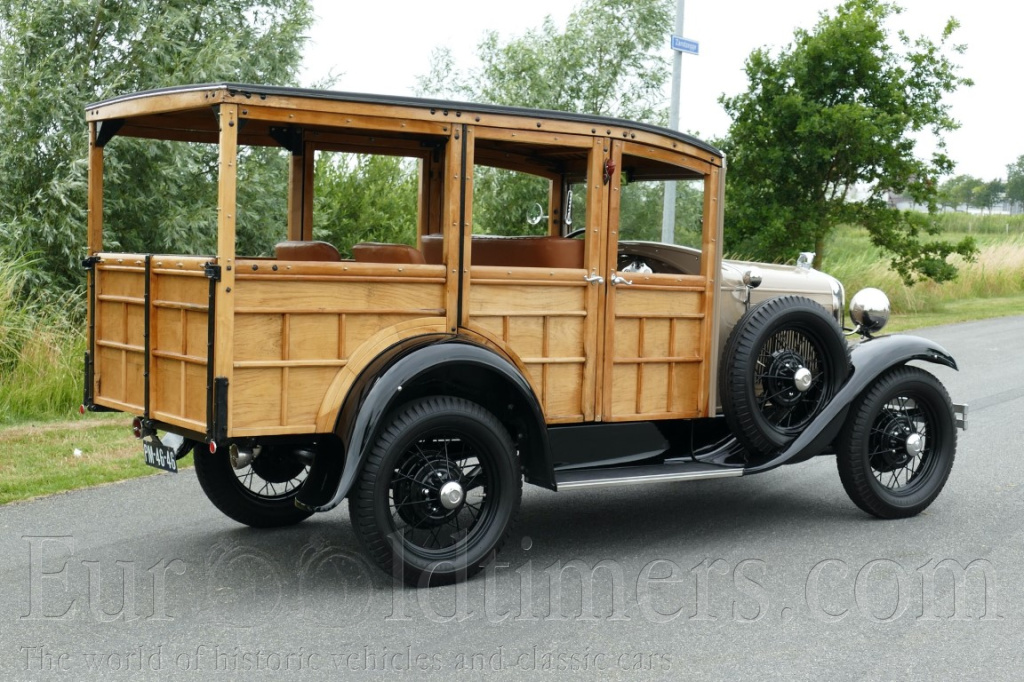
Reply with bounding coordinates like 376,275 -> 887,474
557,468 -> 743,490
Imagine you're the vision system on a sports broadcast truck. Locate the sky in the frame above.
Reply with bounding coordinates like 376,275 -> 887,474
301,1 -> 1022,181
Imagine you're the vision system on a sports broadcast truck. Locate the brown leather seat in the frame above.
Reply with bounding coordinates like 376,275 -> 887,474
420,233 -> 583,269
351,242 -> 425,264
274,240 -> 342,262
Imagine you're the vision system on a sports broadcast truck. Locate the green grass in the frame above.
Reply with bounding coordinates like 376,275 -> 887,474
0,258 -> 85,424
823,228 -> 1024,318
0,415 -> 193,505
883,294 -> 1024,332
930,212 -> 1024,235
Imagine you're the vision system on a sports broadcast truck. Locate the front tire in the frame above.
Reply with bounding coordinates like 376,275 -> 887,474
193,443 -> 313,528
349,396 -> 522,586
837,366 -> 956,518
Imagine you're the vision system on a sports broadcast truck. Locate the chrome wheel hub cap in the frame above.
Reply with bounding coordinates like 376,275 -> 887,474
439,481 -> 465,510
905,432 -> 924,458
793,366 -> 813,393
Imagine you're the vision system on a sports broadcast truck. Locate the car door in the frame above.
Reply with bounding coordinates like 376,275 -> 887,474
598,139 -> 724,421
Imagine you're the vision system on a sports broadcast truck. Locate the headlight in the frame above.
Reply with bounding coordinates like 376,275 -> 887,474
849,287 -> 890,335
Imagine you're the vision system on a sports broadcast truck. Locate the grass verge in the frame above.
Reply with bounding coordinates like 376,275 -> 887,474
0,414 -> 192,505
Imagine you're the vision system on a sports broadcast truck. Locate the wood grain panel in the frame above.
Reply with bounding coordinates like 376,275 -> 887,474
145,268 -> 210,427
285,367 -> 336,426
288,314 -> 341,360
229,275 -> 448,436
234,314 -> 282,361
153,357 -> 182,417
94,264 -> 146,411
235,279 -> 444,313
232,368 -> 283,429
469,278 -> 590,421
468,282 -> 585,316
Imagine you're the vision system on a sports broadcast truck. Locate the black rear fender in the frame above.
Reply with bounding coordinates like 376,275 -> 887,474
295,336 -> 550,512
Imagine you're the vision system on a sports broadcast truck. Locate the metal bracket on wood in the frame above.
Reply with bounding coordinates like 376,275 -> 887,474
82,255 -> 102,270
203,262 -> 222,281
269,126 -> 304,155
213,377 -> 229,443
95,119 -> 124,148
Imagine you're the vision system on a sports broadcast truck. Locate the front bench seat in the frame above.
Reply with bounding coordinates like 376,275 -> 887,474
420,234 -> 583,269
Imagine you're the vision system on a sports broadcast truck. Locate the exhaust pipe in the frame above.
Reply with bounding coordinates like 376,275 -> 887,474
229,443 -> 261,470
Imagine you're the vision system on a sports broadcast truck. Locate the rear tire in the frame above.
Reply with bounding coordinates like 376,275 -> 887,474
194,443 -> 313,528
837,366 -> 956,518
349,396 -> 521,586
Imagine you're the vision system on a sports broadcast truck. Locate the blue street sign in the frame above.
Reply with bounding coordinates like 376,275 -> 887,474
671,35 -> 699,55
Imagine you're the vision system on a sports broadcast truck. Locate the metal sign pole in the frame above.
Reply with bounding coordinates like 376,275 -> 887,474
661,0 -> 685,244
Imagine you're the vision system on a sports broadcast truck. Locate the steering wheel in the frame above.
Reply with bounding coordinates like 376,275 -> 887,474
565,227 -> 586,239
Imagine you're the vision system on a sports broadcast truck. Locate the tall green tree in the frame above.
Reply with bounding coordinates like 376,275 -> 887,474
1006,156 -> 1024,213
0,0 -> 312,295
720,0 -> 976,283
418,0 -> 674,236
420,0 -> 671,121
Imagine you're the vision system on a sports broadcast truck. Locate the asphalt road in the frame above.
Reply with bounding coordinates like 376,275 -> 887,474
2,316 -> 1022,681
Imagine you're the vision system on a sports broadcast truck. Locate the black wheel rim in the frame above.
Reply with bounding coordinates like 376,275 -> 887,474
867,392 -> 939,494
753,328 -> 829,434
386,428 -> 498,556
236,449 -> 309,500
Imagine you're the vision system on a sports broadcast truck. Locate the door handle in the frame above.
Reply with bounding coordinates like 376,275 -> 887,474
583,273 -> 604,285
610,274 -> 632,286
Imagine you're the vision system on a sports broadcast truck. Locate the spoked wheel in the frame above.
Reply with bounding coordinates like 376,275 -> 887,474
837,366 -> 956,518
753,328 -> 832,430
721,296 -> 850,457
350,396 -> 521,586
194,442 -> 313,528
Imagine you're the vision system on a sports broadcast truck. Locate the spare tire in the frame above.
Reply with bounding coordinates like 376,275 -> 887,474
720,295 -> 850,458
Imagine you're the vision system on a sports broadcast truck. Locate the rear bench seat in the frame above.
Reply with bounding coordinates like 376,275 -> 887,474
351,242 -> 425,264
274,240 -> 342,261
420,233 -> 583,269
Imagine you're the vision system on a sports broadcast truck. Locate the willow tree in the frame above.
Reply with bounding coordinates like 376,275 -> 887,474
0,1 -> 313,294
418,0 -> 674,236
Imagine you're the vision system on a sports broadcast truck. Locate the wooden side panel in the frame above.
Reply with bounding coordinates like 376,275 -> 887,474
468,269 -> 589,422
229,263 -> 447,437
608,279 -> 707,420
149,260 -> 211,432
93,260 -> 146,414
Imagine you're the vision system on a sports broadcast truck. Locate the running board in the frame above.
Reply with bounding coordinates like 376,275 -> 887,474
555,461 -> 744,490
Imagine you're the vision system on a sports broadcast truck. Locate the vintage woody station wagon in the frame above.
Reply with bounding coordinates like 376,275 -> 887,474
83,84 -> 965,584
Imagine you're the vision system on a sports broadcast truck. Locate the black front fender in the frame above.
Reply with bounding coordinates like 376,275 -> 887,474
744,334 -> 958,474
295,336 -> 548,512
